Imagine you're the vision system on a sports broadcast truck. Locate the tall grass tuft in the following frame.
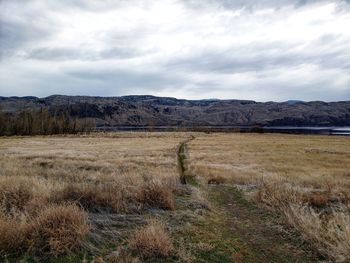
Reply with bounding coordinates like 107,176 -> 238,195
257,181 -> 350,262
51,184 -> 124,212
130,219 -> 174,259
27,203 -> 90,258
137,183 -> 175,210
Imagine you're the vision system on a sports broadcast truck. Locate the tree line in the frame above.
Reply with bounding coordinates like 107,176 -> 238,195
0,107 -> 95,136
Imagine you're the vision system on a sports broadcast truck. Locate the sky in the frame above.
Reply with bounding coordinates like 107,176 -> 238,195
0,0 -> 349,101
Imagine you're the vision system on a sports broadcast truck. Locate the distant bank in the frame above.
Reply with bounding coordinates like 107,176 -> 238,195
96,126 -> 350,136
264,126 -> 350,136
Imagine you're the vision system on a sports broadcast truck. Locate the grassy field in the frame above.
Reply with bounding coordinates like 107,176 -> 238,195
0,133 -> 349,262
187,133 -> 350,262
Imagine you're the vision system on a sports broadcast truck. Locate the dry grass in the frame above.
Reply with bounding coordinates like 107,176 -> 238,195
0,203 -> 89,258
51,184 -> 125,213
0,214 -> 27,257
0,178 -> 33,213
27,203 -> 90,258
1,132 -> 349,261
0,132 -> 189,259
187,133 -> 350,262
0,133 -> 186,207
129,219 -> 174,259
188,134 -> 350,188
137,182 -> 175,210
286,204 -> 350,263
256,180 -> 350,262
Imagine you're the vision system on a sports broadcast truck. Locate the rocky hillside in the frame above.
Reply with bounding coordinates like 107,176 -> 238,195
0,95 -> 349,127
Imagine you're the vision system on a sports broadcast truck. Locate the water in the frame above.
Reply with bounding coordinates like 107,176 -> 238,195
263,126 -> 350,136
96,126 -> 350,135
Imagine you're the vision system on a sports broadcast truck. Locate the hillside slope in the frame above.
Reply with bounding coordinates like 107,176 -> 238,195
0,95 -> 349,127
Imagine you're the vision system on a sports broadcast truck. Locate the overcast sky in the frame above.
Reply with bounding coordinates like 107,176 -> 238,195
0,0 -> 349,101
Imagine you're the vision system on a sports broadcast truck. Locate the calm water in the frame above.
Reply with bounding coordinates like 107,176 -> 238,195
96,126 -> 350,136
264,126 -> 350,136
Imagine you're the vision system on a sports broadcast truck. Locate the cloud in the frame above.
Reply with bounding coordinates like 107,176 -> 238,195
0,0 -> 349,101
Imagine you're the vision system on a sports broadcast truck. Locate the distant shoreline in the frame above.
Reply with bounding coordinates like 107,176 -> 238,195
95,126 -> 350,135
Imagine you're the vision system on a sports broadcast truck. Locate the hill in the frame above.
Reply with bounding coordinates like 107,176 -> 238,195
0,95 -> 349,127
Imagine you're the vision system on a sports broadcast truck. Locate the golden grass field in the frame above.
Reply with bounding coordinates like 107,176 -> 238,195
0,132 -> 349,262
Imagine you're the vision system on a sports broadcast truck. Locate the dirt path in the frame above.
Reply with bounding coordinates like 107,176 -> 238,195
208,185 -> 318,263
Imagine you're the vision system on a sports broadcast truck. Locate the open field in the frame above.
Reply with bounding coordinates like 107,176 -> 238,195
0,132 -> 349,262
0,133 -> 190,262
187,133 -> 350,262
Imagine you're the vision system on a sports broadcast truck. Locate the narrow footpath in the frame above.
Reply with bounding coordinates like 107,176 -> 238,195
208,185 -> 318,262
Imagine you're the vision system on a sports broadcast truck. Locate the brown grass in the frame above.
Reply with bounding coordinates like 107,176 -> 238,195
0,203 -> 90,258
256,181 -> 350,262
27,203 -> 90,258
129,219 -> 174,259
0,133 -> 189,259
137,182 -> 175,210
0,177 -> 34,214
51,184 -> 125,213
0,214 -> 27,257
286,204 -> 350,263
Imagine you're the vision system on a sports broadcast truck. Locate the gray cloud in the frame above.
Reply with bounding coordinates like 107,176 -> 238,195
182,0 -> 341,10
165,33 -> 350,73
0,0 -> 349,101
25,46 -> 140,61
67,68 -> 185,90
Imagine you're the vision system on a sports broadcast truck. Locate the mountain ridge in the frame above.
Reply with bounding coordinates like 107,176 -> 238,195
0,95 -> 349,127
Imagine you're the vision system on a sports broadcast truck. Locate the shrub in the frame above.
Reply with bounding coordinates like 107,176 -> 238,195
130,220 -> 173,258
137,183 -> 175,210
27,203 -> 90,258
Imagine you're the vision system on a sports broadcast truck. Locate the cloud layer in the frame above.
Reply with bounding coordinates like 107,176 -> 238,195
0,0 -> 349,101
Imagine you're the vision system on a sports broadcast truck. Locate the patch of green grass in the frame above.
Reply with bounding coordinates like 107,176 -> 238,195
210,185 -> 253,208
6,253 -> 89,263
171,190 -> 260,263
48,254 -> 89,263
173,212 -> 258,263
185,175 -> 199,186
